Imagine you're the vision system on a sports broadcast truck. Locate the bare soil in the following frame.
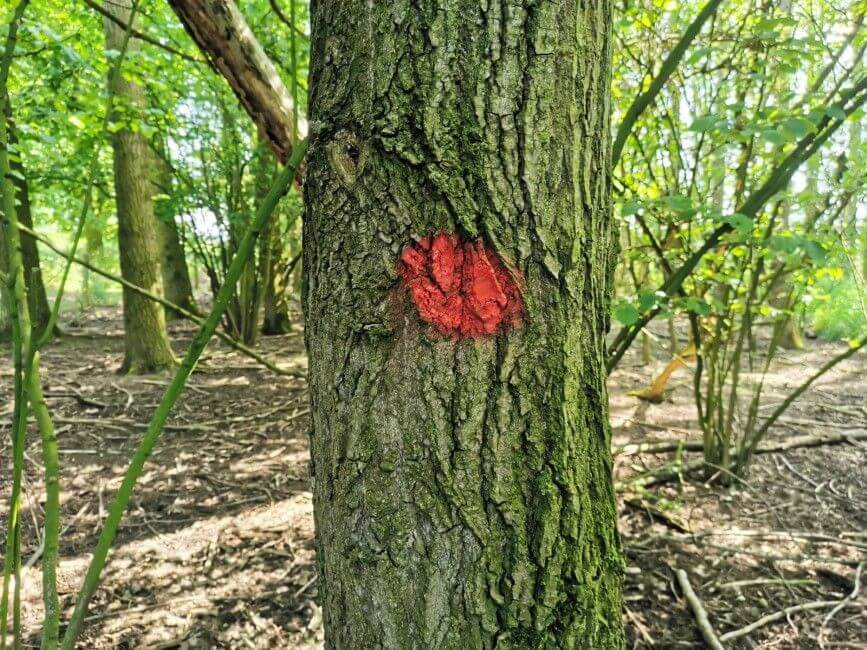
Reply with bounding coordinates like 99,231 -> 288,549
1,308 -> 864,648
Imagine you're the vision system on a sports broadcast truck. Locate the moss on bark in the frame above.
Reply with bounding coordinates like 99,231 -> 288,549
304,0 -> 623,647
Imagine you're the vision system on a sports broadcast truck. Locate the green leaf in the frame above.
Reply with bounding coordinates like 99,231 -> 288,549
719,213 -> 753,235
685,297 -> 711,316
659,195 -> 694,214
689,115 -> 719,132
638,292 -> 659,312
770,235 -> 798,254
781,117 -> 813,138
761,128 -> 787,145
621,200 -> 640,216
686,47 -> 713,65
613,302 -> 641,327
803,240 -> 827,264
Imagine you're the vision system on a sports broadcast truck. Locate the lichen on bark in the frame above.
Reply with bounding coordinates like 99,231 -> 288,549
304,1 -> 624,647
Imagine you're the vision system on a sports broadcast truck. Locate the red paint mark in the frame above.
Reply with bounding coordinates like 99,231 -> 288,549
399,231 -> 523,338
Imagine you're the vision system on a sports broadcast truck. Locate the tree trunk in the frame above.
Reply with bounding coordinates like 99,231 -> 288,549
151,145 -> 198,319
261,148 -> 299,336
80,214 -> 104,309
104,0 -> 175,374
154,213 -> 197,319
850,119 -> 866,279
260,216 -> 293,335
5,93 -> 52,338
304,1 -> 623,647
0,218 -> 9,339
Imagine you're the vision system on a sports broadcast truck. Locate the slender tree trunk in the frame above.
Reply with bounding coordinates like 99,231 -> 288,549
80,214 -> 104,309
154,214 -> 197,319
5,93 -> 52,337
261,143 -> 297,336
775,153 -> 822,350
850,120 -> 867,279
151,145 -> 197,319
103,0 -> 175,374
0,218 -> 9,338
260,216 -> 293,335
771,198 -> 804,350
304,1 -> 623,647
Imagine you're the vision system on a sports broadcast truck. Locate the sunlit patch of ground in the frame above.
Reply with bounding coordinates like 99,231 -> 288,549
1,309 -> 864,648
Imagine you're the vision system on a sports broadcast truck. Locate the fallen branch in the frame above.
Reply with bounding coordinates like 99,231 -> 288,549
615,439 -> 704,456
719,578 -> 814,590
820,562 -> 864,635
719,599 -> 860,642
675,568 -> 724,650
618,429 -> 867,490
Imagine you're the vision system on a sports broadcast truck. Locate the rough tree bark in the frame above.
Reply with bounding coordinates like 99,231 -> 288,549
304,1 -> 623,647
103,0 -> 175,373
151,144 -> 198,319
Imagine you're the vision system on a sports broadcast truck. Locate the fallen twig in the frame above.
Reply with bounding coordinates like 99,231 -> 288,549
820,562 -> 864,636
624,605 -> 655,646
719,599 -> 861,642
618,429 -> 867,490
675,568 -> 724,650
719,578 -> 814,590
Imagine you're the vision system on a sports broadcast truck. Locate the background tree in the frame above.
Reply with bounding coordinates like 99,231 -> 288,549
151,140 -> 197,318
103,0 -> 175,373
4,98 -> 52,337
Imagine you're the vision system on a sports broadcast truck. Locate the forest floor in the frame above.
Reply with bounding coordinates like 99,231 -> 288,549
1,307 -> 865,649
